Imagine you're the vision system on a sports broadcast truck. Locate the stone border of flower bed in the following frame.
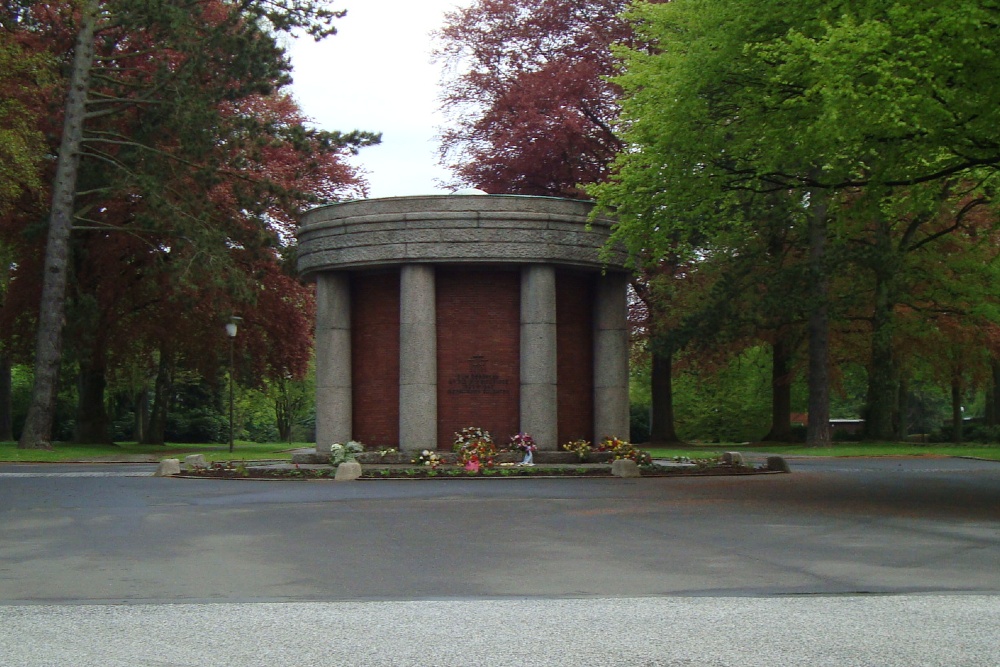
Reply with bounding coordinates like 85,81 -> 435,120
162,454 -> 791,480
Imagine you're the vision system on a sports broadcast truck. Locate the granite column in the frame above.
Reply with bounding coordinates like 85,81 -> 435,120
399,264 -> 438,451
314,273 -> 352,452
520,265 -> 558,450
594,272 -> 630,441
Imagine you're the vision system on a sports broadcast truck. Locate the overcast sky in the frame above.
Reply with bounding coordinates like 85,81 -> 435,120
286,0 -> 470,199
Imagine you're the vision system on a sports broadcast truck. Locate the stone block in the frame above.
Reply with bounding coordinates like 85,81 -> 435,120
404,212 -> 476,228
520,265 -> 557,324
533,451 -> 581,464
436,227 -> 497,243
315,273 -> 351,331
399,324 -> 437,380
339,212 -> 408,228
399,383 -> 437,452
611,458 -> 641,478
766,456 -> 791,473
519,383 -> 557,450
593,330 -> 629,388
722,451 -> 745,466
400,265 -> 437,323
154,459 -> 181,477
593,273 -> 629,332
594,386 -> 629,441
335,460 -> 363,481
297,248 -> 343,275
292,451 -> 329,464
183,454 -> 207,470
315,385 -> 352,451
519,326 -> 557,384
356,450 -> 410,464
364,218 -> 410,233
314,330 -> 352,388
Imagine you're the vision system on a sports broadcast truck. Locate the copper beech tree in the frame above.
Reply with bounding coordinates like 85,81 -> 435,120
2,0 -> 377,447
436,0 -> 698,444
435,0 -> 642,198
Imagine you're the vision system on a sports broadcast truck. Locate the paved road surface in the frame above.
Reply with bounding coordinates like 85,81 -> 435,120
1,455 -> 998,665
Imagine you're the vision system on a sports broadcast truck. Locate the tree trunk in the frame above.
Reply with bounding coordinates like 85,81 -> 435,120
275,395 -> 292,443
864,264 -> 898,440
806,189 -> 831,447
18,0 -> 100,449
133,389 -> 150,443
761,335 -> 793,442
143,347 -> 174,445
648,343 -> 681,444
988,359 -> 1000,429
74,358 -> 111,444
0,354 -> 12,442
894,372 -> 909,440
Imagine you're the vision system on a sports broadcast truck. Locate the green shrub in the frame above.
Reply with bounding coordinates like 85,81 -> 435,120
630,403 -> 650,443
167,407 -> 228,443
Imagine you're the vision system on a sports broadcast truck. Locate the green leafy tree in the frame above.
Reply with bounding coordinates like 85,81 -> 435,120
592,0 -> 1000,445
838,183 -> 996,439
672,346 -> 779,443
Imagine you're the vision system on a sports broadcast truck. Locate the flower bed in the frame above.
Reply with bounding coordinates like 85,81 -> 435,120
178,433 -> 778,480
179,460 -> 768,480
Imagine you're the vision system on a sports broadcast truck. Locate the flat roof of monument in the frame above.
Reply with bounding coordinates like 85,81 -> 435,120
299,193 -> 611,225
311,192 -> 596,209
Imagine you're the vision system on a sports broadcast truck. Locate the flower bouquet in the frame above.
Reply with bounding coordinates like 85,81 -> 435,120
413,449 -> 441,468
562,439 -> 592,461
454,426 -> 496,471
454,426 -> 492,448
330,440 -> 364,465
510,432 -> 536,465
598,436 -> 652,465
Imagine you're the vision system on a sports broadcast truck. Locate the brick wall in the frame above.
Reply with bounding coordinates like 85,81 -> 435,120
436,268 -> 520,449
557,271 -> 595,444
351,270 -> 400,447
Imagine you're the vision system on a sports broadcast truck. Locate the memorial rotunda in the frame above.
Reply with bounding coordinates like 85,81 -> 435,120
296,193 -> 630,453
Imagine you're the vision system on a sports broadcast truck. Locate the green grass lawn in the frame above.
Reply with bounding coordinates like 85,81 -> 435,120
645,442 -> 1000,461
3,440 -> 998,463
0,441 -> 300,463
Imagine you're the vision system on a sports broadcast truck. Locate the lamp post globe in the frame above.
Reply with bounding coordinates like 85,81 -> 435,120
226,317 -> 241,453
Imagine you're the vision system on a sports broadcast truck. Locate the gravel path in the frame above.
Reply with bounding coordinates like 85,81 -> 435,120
2,596 -> 998,666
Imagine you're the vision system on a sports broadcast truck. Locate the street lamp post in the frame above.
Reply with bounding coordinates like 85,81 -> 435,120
226,317 -> 242,453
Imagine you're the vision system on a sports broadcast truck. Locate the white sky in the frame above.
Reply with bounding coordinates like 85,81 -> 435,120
286,0 -> 470,199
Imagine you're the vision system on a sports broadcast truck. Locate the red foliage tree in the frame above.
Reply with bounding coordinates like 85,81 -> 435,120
435,0 -> 641,197
435,0 -> 693,442
0,0 -> 374,445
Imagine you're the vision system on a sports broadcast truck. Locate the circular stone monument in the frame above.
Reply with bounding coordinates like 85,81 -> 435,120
297,194 -> 630,453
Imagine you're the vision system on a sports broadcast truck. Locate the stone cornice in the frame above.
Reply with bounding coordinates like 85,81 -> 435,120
296,195 -> 626,277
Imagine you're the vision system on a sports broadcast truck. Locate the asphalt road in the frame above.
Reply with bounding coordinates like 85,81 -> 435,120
1,455 -> 998,665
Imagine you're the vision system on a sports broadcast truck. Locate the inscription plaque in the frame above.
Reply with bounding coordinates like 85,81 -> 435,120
447,355 -> 510,395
